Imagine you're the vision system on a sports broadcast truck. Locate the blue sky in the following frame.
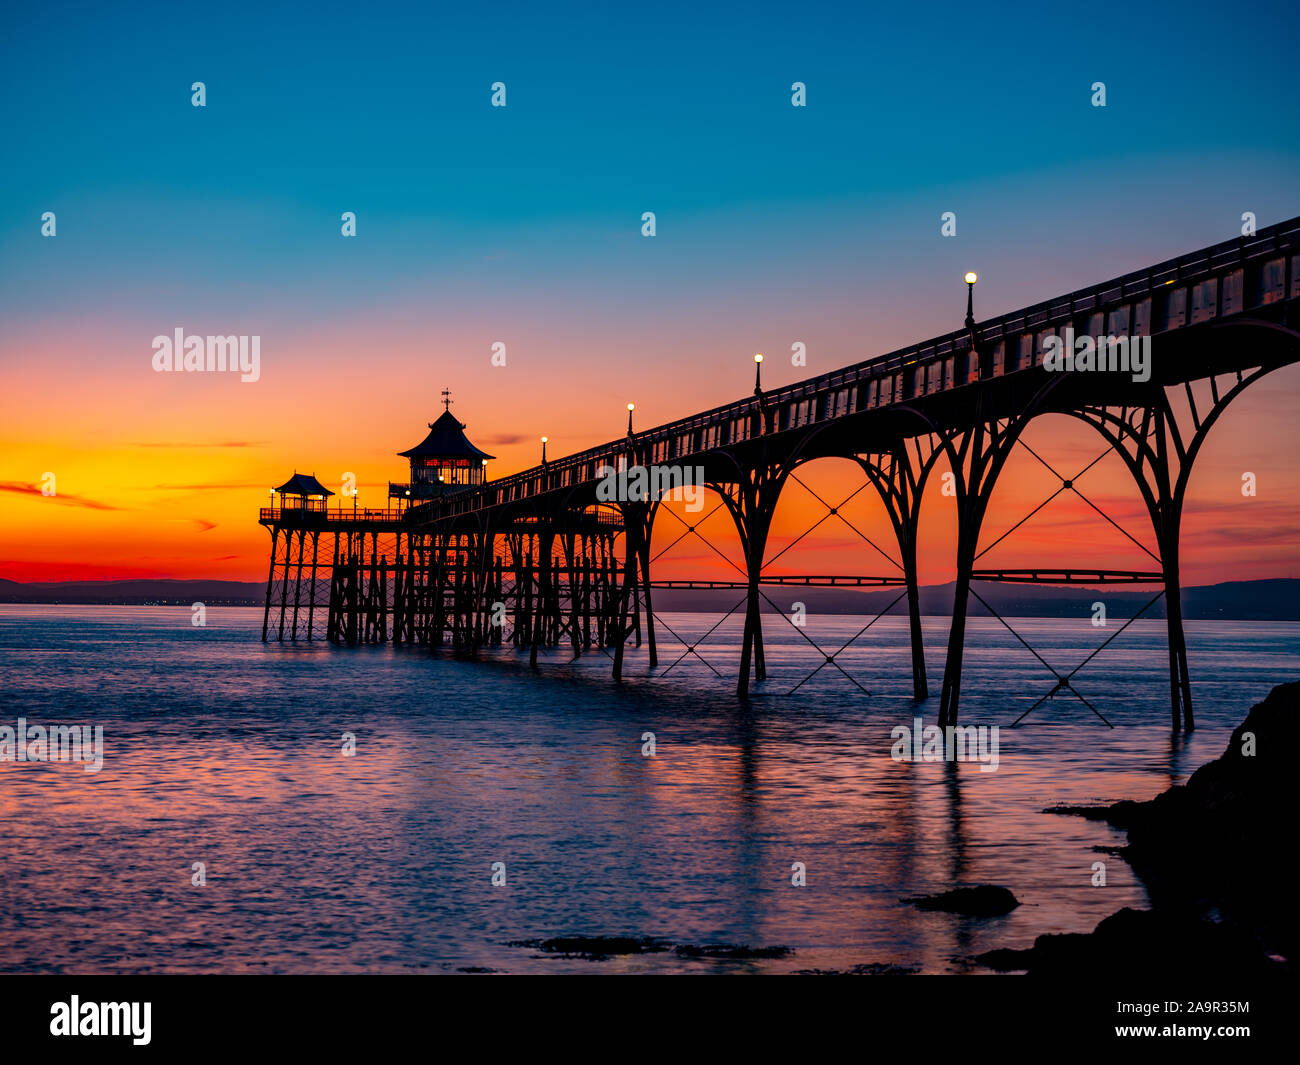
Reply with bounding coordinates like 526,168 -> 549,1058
3,0 -> 1297,373
1,0 -> 1298,581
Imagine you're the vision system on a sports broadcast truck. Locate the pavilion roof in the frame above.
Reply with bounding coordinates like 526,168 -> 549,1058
398,410 -> 495,460
273,472 -> 334,496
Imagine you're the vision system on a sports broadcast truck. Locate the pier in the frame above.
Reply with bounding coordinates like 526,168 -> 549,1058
260,218 -> 1300,730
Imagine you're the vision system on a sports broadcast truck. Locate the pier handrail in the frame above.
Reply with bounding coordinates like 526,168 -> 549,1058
260,507 -> 405,523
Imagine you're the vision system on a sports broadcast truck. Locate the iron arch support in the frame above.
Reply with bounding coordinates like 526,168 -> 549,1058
1062,352 -> 1300,730
934,373 -> 1069,726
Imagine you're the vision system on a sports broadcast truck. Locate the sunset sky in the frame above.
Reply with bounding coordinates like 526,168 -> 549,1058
2,0 -> 1298,586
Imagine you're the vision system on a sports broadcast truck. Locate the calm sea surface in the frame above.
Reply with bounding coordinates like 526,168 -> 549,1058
2,604 -> 1296,974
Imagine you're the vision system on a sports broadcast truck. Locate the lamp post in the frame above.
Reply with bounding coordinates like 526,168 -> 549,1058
964,271 -> 978,330
753,352 -> 764,395
626,402 -> 636,436
541,436 -> 548,465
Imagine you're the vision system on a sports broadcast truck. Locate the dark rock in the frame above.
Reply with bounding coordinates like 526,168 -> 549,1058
673,943 -> 792,959
505,935 -> 672,960
991,681 -> 1300,973
505,936 -> 790,962
1113,682 -> 1294,961
973,947 -> 1035,972
1041,804 -> 1113,820
975,907 -> 1284,977
905,884 -> 1020,916
792,962 -> 918,975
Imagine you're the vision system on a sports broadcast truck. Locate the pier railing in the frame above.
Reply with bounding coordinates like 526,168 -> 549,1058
260,507 -> 406,525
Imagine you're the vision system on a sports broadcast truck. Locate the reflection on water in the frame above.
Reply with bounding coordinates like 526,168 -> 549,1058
1,605 -> 1296,974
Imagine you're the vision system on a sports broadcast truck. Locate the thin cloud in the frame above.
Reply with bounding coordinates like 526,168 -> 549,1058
0,482 -> 123,511
133,441 -> 268,448
155,482 -> 269,490
194,520 -> 218,532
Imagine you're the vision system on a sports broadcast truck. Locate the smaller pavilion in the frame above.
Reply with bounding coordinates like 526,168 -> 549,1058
272,472 -> 334,513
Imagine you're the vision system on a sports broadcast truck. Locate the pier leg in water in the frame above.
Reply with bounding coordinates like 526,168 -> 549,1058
857,438 -> 945,701
261,526 -> 278,642
716,461 -> 786,698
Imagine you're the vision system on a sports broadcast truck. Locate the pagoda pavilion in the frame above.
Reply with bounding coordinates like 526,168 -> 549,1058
390,398 -> 495,505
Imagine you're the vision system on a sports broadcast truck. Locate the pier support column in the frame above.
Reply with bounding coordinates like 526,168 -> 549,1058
612,504 -> 654,681
306,532 -> 320,640
936,409 -> 1044,728
277,530 -> 294,642
1160,529 -> 1193,730
611,503 -> 657,674
939,527 -> 980,728
560,529 -> 583,659
468,519 -> 496,655
530,527 -> 554,668
639,529 -> 658,669
290,530 -> 306,640
326,538 -> 341,642
900,532 -> 925,699
858,438 -> 945,701
261,527 -> 279,642
1067,391 -> 1231,732
715,464 -> 788,698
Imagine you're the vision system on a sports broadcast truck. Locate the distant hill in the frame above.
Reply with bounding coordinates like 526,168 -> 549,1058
1,576 -> 1297,620
0,578 -> 265,605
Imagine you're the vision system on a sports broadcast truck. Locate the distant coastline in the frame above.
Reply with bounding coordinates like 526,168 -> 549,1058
3,576 -> 1298,620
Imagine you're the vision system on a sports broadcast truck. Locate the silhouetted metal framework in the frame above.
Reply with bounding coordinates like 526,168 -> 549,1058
260,218 -> 1300,730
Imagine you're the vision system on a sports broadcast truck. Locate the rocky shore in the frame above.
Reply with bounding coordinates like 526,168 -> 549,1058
978,681 -> 1297,976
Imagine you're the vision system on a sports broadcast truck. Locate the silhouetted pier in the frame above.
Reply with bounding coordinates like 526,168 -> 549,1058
261,217 -> 1300,730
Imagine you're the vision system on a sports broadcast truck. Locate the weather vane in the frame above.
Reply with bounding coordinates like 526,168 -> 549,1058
441,388 -> 453,411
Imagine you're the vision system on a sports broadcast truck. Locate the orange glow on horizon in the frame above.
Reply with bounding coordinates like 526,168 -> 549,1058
4,322 -> 1300,588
